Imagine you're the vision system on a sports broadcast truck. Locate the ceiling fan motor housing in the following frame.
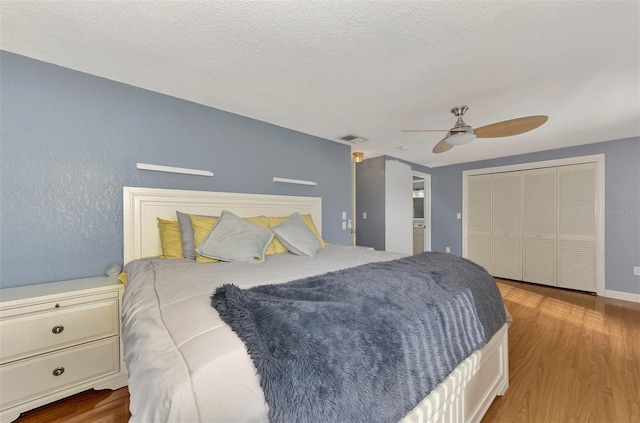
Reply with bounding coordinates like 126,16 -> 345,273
402,104 -> 548,154
447,105 -> 475,144
451,105 -> 469,116
449,105 -> 475,133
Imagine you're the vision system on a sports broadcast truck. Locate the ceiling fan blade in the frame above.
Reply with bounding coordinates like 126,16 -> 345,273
401,129 -> 449,133
474,115 -> 548,138
432,138 -> 454,154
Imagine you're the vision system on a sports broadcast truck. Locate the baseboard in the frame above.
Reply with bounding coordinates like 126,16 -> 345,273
603,289 -> 640,303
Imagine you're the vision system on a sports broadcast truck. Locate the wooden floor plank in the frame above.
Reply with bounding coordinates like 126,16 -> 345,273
11,278 -> 640,423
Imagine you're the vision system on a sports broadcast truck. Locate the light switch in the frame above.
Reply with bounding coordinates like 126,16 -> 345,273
362,212 -> 367,219
342,211 -> 347,220
342,221 -> 347,230
456,213 -> 461,220
347,219 -> 352,229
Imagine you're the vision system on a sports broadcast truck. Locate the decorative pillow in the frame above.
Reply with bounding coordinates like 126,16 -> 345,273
190,214 -> 275,262
190,215 -> 220,263
157,218 -> 183,259
272,212 -> 322,257
117,271 -> 128,288
267,214 -> 325,254
248,216 -> 277,256
195,210 -> 274,263
176,211 -> 197,260
300,214 -> 325,246
266,218 -> 290,254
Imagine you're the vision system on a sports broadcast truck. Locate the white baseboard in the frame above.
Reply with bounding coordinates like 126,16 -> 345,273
603,289 -> 640,303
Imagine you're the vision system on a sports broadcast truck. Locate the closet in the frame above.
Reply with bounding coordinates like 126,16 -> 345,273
523,167 -> 557,286
466,162 -> 597,292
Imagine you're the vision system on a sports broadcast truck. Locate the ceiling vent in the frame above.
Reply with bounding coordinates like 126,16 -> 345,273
338,134 -> 368,144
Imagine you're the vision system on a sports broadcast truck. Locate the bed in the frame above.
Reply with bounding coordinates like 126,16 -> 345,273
121,186 -> 509,423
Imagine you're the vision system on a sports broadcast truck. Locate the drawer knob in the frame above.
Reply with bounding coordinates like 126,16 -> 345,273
52,325 -> 65,334
52,367 -> 65,376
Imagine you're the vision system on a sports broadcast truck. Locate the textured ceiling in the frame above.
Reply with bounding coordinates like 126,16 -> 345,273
1,1 -> 638,167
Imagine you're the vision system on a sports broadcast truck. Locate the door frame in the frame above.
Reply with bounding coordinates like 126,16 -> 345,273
412,171 -> 432,252
462,154 -> 605,296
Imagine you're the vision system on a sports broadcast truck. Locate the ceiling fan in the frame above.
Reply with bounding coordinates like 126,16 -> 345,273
402,105 -> 548,154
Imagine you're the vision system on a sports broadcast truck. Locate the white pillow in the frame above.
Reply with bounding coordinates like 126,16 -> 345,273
272,212 -> 322,257
195,210 -> 273,263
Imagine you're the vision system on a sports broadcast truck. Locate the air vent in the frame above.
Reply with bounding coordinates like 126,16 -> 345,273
338,134 -> 368,144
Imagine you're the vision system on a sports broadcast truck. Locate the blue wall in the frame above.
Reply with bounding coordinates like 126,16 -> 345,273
2,51 -> 637,295
429,137 -> 640,295
0,51 -> 352,288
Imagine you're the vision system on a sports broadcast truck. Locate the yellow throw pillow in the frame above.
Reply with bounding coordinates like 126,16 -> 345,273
267,214 -> 325,254
117,271 -> 128,288
190,215 -> 219,263
157,218 -> 183,259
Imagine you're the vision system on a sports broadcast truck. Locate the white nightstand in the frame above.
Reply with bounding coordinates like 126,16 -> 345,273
0,276 -> 128,423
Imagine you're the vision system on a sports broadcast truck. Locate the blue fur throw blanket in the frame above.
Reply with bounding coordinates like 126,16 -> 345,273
211,252 -> 506,423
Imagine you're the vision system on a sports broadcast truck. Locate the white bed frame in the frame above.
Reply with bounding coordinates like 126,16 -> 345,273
122,186 -> 509,423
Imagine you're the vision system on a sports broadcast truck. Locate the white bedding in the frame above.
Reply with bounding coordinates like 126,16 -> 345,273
122,245 -> 405,423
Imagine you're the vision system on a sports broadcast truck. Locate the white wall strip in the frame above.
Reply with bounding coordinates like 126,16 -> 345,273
273,177 -> 317,186
136,163 -> 213,177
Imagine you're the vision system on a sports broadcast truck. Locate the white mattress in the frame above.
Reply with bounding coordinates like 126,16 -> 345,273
122,245 -> 405,423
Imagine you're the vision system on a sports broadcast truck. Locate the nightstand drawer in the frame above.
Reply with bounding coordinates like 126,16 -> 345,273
0,299 -> 119,364
0,336 -> 120,409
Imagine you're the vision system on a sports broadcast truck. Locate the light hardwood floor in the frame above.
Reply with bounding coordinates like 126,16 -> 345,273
484,279 -> 639,423
12,279 -> 640,423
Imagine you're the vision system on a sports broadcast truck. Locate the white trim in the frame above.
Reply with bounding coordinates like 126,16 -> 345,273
603,289 -> 640,303
462,154 -> 605,177
594,157 -> 606,297
351,162 -> 357,246
462,154 -> 605,296
273,177 -> 317,186
136,163 -> 213,177
123,187 -> 322,264
412,171 -> 432,252
462,174 -> 469,259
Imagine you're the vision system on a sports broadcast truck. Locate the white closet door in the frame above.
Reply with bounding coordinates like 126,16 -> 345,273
467,174 -> 493,273
523,167 -> 557,286
384,160 -> 413,255
492,171 -> 523,280
558,163 -> 597,292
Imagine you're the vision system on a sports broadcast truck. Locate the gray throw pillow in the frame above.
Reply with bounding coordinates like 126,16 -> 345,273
272,212 -> 322,257
176,211 -> 196,260
195,210 -> 274,263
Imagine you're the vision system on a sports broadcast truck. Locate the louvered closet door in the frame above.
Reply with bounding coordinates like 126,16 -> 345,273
492,171 -> 523,280
467,174 -> 493,273
558,163 -> 596,292
523,167 -> 557,286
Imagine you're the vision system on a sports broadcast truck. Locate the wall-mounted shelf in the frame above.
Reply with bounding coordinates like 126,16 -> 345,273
136,163 -> 213,177
273,177 -> 317,186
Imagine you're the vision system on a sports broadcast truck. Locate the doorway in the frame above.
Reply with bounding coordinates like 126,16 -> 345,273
412,172 -> 431,253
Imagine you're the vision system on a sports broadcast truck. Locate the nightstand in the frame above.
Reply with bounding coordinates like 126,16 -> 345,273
0,276 -> 128,423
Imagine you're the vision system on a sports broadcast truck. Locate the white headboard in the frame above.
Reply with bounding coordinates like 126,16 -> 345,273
123,187 -> 322,264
